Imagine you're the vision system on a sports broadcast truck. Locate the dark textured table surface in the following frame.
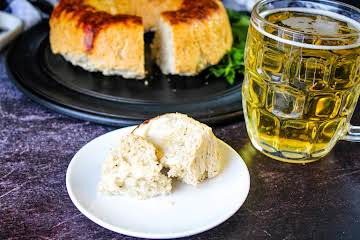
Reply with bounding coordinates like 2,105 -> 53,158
1,52 -> 360,240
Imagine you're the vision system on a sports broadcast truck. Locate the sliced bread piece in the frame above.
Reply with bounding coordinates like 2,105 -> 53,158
133,113 -> 221,186
98,133 -> 171,199
152,0 -> 233,76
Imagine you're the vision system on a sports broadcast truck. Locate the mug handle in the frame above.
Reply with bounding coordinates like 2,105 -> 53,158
343,125 -> 360,142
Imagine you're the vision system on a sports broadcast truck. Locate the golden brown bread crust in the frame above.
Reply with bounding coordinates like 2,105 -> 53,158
162,0 -> 219,24
50,0 -> 145,78
133,0 -> 183,31
50,0 -> 232,78
51,0 -> 142,51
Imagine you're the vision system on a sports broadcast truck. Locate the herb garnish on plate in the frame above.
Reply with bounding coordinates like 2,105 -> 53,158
207,10 -> 250,85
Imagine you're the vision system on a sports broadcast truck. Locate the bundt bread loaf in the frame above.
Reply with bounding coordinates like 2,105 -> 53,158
152,1 -> 233,76
50,0 -> 232,79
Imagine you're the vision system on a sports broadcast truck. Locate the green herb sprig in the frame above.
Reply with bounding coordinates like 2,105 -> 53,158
208,10 -> 250,85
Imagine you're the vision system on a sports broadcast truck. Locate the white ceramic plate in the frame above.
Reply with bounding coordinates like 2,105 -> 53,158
66,126 -> 250,239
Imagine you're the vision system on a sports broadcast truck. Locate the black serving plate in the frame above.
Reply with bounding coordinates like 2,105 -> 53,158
6,21 -> 243,126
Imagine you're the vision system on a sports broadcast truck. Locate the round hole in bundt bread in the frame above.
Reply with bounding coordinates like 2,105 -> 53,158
49,0 -> 233,79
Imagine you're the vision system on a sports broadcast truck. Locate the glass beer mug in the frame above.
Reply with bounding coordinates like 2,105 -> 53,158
243,0 -> 360,163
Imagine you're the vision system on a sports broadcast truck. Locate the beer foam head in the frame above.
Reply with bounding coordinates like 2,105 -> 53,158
281,16 -> 343,35
253,7 -> 360,50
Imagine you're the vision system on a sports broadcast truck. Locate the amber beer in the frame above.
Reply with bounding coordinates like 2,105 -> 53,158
243,2 -> 360,163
